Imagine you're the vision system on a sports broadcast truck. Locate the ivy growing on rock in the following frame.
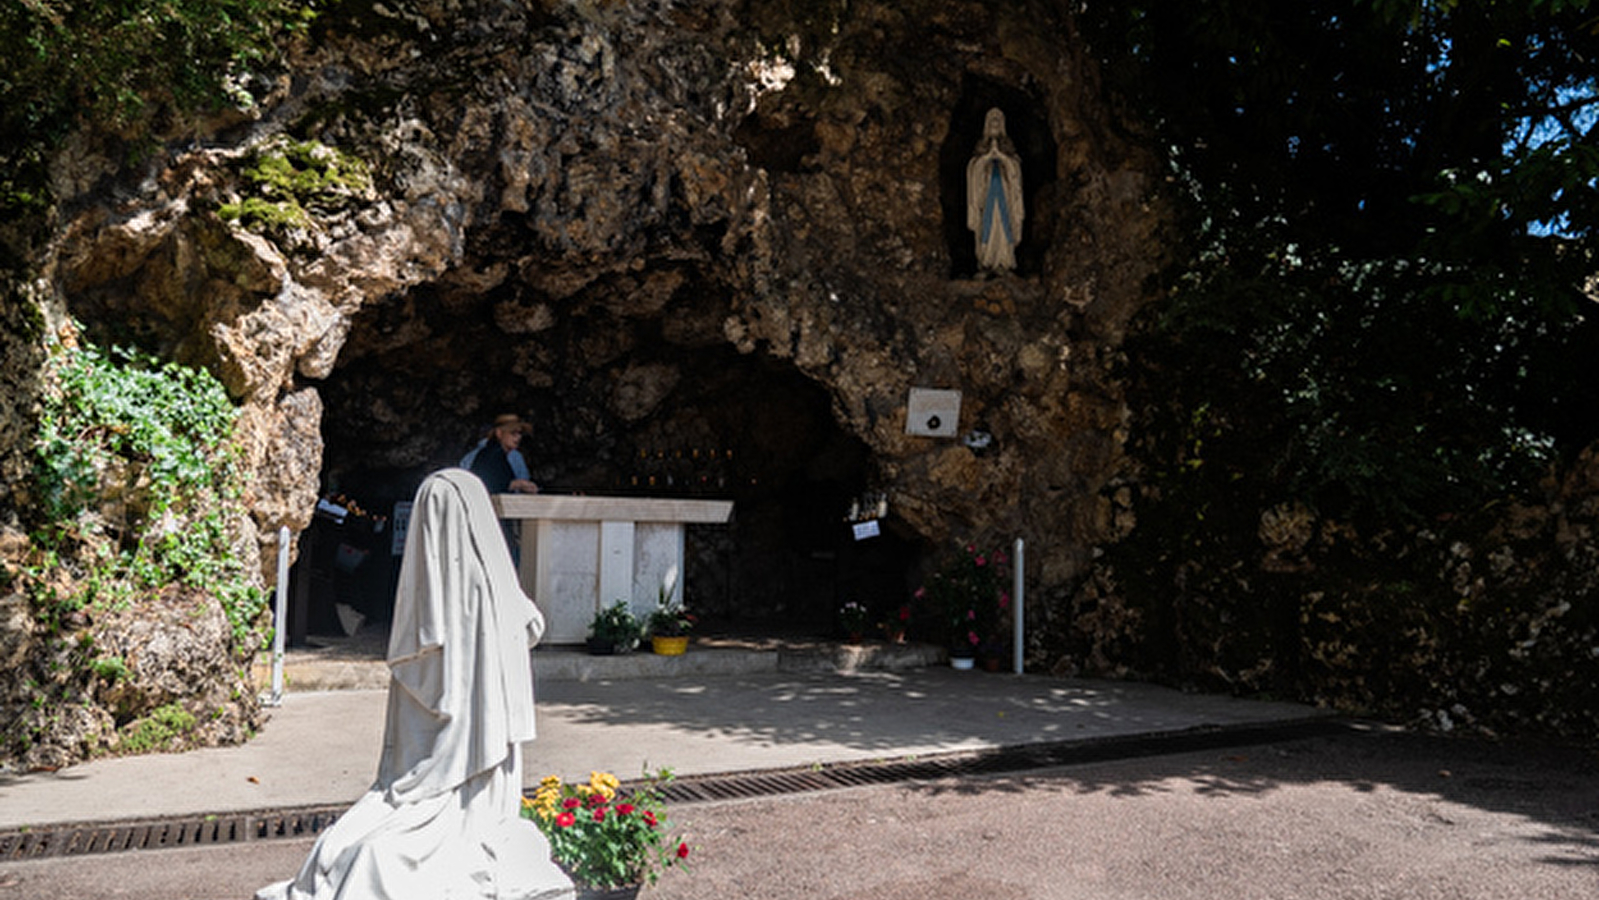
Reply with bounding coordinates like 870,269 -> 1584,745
30,326 -> 267,651
3,324 -> 268,769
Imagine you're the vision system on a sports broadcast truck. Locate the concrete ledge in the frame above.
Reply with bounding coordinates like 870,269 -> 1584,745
259,637 -> 946,692
531,645 -> 778,682
777,640 -> 945,673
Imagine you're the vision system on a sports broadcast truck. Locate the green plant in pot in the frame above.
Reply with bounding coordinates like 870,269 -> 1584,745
587,601 -> 642,655
838,600 -> 870,642
645,567 -> 693,655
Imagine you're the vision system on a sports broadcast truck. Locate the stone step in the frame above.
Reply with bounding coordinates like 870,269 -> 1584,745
253,637 -> 945,692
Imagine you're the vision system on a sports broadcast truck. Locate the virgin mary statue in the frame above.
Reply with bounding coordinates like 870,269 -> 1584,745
258,469 -> 573,900
966,107 -> 1025,273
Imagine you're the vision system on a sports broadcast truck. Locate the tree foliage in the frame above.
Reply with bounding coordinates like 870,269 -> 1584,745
1083,0 -> 1599,524
0,0 -> 319,216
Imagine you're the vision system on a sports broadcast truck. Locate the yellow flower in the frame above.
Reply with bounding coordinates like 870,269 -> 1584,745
587,771 -> 620,800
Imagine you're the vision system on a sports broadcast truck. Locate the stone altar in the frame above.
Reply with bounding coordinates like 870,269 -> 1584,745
491,495 -> 734,643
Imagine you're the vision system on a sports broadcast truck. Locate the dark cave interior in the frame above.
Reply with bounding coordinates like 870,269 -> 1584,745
305,290 -> 926,644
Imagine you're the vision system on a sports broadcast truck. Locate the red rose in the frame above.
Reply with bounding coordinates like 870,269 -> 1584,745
643,811 -> 658,827
562,797 -> 581,810
676,842 -> 690,859
616,803 -> 635,816
593,808 -> 606,823
555,812 -> 576,828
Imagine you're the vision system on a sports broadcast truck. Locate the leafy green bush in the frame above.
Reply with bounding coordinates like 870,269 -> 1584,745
118,702 -> 198,755
31,327 -> 266,652
0,0 -> 321,218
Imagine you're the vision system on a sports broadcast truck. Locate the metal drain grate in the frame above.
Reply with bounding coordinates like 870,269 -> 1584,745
0,717 -> 1346,861
652,717 -> 1346,805
0,806 -> 346,862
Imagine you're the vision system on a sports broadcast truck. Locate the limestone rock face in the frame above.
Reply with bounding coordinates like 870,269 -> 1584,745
3,0 -> 1173,769
36,0 -> 1170,610
311,1 -> 1163,593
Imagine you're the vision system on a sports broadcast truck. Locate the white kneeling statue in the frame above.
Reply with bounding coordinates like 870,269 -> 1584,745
966,107 -> 1025,274
257,468 -> 573,900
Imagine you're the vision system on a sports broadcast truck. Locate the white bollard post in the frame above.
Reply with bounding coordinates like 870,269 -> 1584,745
1012,537 -> 1024,675
267,525 -> 291,706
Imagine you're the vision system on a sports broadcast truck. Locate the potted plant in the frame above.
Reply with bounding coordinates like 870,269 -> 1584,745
915,542 -> 1011,669
587,601 -> 642,655
838,600 -> 870,643
646,567 -> 694,655
522,768 -> 690,898
880,603 -> 911,644
646,602 -> 694,656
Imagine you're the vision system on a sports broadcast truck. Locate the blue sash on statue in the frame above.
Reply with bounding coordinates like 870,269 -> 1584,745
980,161 -> 1014,246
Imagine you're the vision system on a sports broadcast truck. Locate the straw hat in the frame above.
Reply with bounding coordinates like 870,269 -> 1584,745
490,413 -> 533,435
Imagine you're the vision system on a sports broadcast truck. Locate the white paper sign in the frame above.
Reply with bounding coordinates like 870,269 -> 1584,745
906,388 -> 962,438
852,519 -> 881,541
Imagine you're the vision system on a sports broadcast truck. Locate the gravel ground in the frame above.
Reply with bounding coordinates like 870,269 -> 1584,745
3,727 -> 1595,900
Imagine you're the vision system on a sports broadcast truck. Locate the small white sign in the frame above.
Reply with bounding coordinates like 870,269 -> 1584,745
852,519 -> 881,541
906,388 -> 962,438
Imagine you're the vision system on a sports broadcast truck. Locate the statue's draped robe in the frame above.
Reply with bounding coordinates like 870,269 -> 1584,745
966,136 -> 1024,273
258,469 -> 572,900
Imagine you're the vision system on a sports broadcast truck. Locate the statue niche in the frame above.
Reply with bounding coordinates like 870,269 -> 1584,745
966,108 -> 1025,274
940,79 -> 1054,280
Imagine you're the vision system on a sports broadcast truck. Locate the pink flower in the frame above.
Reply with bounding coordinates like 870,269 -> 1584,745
967,609 -> 976,620
975,555 -> 987,567
967,631 -> 980,646
914,587 -> 926,600
555,812 -> 576,828
999,592 -> 1011,610
966,544 -> 976,554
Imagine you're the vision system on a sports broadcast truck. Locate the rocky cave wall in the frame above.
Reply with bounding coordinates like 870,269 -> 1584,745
19,0 -> 1589,755
0,0 -> 1169,758
39,0 -> 1167,627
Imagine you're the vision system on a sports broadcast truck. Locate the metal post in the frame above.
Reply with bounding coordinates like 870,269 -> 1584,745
1012,537 -> 1024,675
266,525 -> 291,706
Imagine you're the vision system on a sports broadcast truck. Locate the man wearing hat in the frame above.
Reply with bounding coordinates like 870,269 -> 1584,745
460,414 -> 540,495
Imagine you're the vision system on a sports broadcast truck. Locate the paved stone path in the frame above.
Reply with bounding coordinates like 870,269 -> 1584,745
2,727 -> 1594,900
